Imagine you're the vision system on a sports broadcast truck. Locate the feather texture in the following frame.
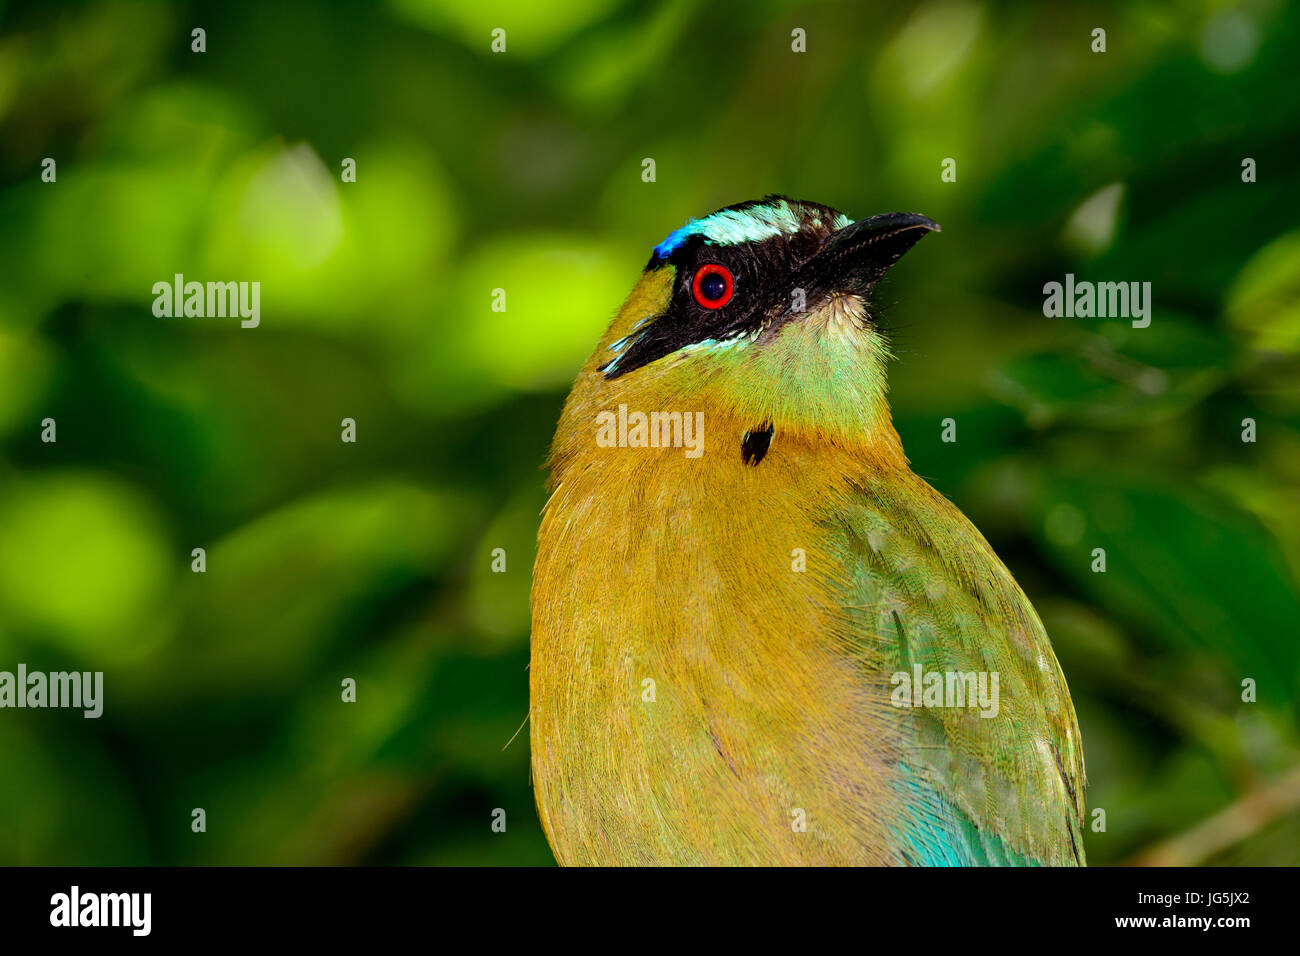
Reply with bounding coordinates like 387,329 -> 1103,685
531,215 -> 1085,866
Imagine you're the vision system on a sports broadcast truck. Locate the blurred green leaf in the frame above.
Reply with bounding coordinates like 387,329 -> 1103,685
1031,469 -> 1300,687
0,472 -> 173,661
1226,229 -> 1300,352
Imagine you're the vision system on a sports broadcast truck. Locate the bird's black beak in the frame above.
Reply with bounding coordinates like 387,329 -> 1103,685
798,212 -> 940,298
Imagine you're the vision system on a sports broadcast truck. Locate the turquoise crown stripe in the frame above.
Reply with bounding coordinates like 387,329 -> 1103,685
652,198 -> 804,259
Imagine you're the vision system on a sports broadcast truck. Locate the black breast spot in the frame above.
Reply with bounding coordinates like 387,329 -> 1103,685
741,424 -> 774,466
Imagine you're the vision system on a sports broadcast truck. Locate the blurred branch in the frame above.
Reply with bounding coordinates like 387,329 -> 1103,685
1127,763 -> 1300,866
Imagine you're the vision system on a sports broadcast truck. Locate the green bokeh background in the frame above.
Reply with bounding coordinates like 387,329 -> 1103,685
1,0 -> 1298,865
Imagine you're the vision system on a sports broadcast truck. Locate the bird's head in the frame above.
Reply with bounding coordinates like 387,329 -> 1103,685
556,196 -> 938,470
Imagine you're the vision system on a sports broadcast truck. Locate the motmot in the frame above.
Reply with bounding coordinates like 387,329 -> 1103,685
530,196 -> 1085,865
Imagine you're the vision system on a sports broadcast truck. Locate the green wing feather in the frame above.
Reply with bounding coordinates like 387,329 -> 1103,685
830,473 -> 1086,866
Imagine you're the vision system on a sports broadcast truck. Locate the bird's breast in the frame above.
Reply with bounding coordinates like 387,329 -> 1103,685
530,432 -> 910,865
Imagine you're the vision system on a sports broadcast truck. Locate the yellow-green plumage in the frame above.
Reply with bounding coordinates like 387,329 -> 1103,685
531,197 -> 1085,865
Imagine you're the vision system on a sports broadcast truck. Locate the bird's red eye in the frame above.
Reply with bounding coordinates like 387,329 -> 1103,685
692,264 -> 733,308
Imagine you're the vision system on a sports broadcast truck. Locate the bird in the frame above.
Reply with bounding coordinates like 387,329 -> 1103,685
530,195 -> 1085,866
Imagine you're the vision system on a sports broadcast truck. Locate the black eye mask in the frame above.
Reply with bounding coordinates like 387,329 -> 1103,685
601,198 -> 936,380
